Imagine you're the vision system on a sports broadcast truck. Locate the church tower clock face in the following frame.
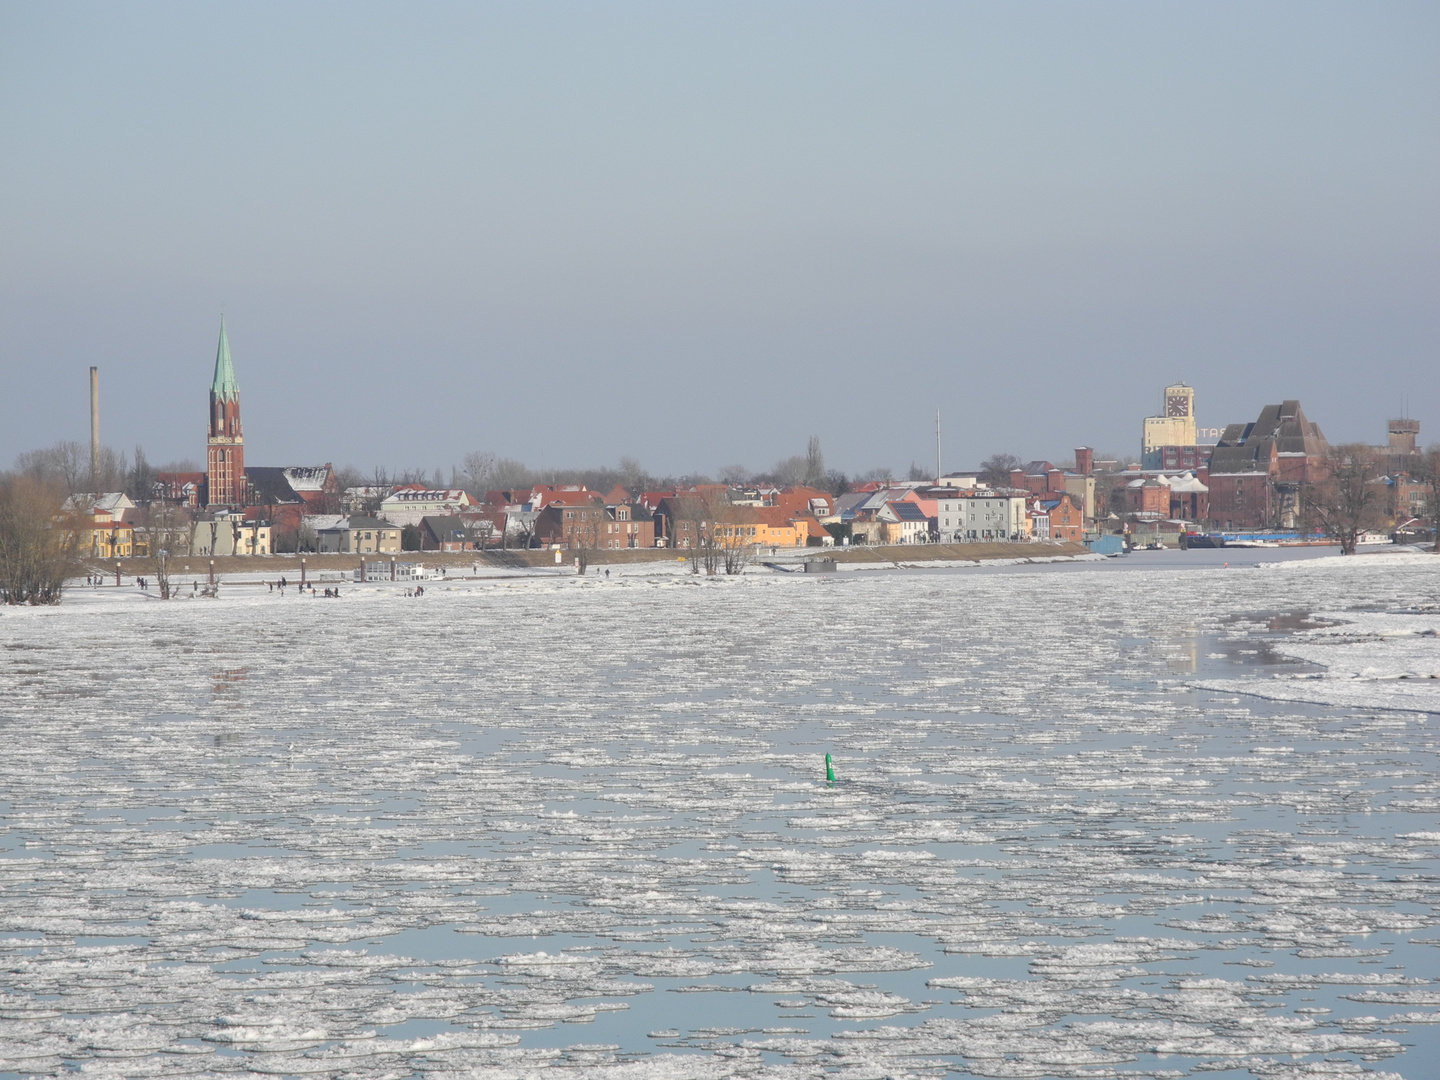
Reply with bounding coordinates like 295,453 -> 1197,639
1166,394 -> 1190,417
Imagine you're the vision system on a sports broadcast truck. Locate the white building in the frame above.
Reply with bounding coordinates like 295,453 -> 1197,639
935,492 -> 1030,542
378,488 -> 474,527
62,492 -> 136,522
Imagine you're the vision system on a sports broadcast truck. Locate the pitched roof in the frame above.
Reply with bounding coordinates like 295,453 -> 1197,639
420,515 -> 471,541
1210,400 -> 1327,473
382,489 -> 472,504
281,465 -> 334,492
244,467 -> 302,504
211,317 -> 240,403
319,515 -> 398,531
885,500 -> 930,521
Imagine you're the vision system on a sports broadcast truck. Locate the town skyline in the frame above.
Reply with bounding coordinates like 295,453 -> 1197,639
11,320 -> 1429,489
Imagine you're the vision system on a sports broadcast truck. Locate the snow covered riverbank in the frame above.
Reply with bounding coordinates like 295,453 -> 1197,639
1194,550 -> 1440,714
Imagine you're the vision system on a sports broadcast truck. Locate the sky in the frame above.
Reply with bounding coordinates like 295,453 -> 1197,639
1,1 -> 1437,479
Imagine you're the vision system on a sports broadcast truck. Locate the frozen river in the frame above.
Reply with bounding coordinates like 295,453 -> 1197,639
1,549 -> 1437,1079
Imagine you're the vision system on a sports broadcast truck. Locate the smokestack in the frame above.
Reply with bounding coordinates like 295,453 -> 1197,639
89,367 -> 100,482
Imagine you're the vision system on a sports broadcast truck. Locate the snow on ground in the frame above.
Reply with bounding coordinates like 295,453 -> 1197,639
0,549 -> 1436,1078
1195,550 -> 1440,713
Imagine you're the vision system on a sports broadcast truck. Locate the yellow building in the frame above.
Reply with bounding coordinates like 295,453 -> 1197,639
1142,383 -> 1197,455
714,507 -> 806,548
86,520 -> 135,558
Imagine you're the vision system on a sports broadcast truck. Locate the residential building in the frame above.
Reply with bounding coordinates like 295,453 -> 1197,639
935,491 -> 1030,542
528,484 -> 598,509
1008,460 -> 1097,521
192,514 -> 272,556
316,516 -> 402,553
878,500 -> 933,543
63,493 -> 139,559
1039,491 -> 1084,542
598,503 -> 656,549
936,473 -> 982,489
342,486 -> 392,514
419,515 -> 478,552
378,488 -> 474,527
63,492 -> 136,523
533,502 -> 608,548
155,471 -> 206,509
1384,474 -> 1430,524
1029,508 -> 1050,540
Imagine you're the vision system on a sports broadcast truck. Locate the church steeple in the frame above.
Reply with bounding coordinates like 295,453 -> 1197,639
212,316 -> 240,402
206,317 -> 245,508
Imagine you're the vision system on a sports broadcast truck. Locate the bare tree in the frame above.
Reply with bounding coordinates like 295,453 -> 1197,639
296,516 -> 320,553
718,463 -> 749,485
141,502 -> 191,599
461,452 -> 498,493
805,436 -> 825,487
618,456 -> 651,495
127,445 -> 157,505
460,452 -> 540,494
672,494 -> 720,574
1304,444 -> 1382,556
359,467 -> 392,515
0,476 -> 81,605
571,507 -> 603,575
767,455 -> 808,487
715,503 -> 752,576
979,453 -> 1022,489
15,441 -> 87,493
1413,444 -> 1440,553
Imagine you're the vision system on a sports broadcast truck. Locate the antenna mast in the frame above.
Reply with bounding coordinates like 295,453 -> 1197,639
935,410 -> 941,483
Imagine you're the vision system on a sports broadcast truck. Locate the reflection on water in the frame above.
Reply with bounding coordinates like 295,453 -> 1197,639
210,664 -> 248,701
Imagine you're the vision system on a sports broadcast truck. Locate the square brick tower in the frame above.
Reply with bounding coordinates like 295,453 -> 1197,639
206,318 -> 245,508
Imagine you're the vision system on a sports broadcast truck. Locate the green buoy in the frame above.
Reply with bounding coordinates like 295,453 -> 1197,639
825,752 -> 835,784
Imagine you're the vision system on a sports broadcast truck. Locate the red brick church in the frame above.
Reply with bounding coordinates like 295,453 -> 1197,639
206,317 -> 246,507
156,320 -> 338,544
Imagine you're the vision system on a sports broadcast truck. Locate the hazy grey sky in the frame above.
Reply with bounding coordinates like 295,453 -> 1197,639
2,1 -> 1436,477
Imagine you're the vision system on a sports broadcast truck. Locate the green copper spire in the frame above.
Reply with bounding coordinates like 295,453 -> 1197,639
211,317 -> 240,403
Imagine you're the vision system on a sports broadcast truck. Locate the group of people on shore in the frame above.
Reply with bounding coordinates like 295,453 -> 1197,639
265,577 -> 345,598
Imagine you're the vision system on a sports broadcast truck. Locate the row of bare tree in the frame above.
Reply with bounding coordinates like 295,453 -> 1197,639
0,475 -> 203,604
1304,444 -> 1440,555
